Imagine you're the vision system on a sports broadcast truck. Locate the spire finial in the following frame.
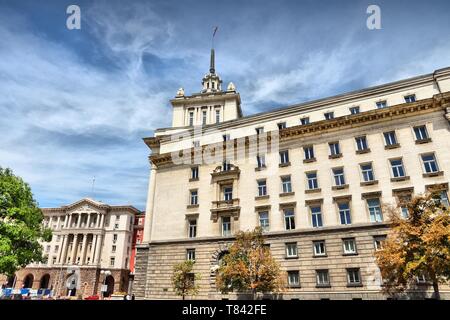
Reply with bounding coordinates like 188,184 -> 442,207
210,48 -> 215,74
210,26 -> 218,74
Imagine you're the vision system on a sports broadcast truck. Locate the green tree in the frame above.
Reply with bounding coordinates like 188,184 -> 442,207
216,227 -> 285,299
0,167 -> 52,276
375,192 -> 450,299
171,260 -> 201,300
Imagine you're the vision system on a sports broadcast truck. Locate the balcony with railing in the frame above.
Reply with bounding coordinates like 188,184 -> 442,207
210,198 -> 240,222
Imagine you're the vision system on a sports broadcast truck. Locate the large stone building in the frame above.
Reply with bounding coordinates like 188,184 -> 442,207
134,49 -> 450,299
1,198 -> 143,298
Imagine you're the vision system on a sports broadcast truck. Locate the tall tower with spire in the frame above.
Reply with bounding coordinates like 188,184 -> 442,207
169,46 -> 242,128
201,49 -> 223,93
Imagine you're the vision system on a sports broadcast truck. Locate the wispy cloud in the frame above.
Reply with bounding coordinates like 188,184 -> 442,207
1,0 -> 450,209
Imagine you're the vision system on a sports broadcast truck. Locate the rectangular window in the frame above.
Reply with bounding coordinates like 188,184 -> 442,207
190,190 -> 198,205
367,199 -> 383,222
112,245 -> 116,253
188,220 -> 197,238
285,243 -> 298,258
186,249 -> 196,261
46,245 -> 51,253
191,167 -> 199,180
324,112 -> 334,120
52,257 -> 57,265
374,235 -> 386,251
255,127 -> 264,135
257,180 -> 267,196
316,270 -> 330,286
414,126 -> 429,141
222,217 -> 231,236
215,110 -> 220,123
311,206 -> 323,228
259,211 -> 269,231
284,209 -> 295,230
113,234 -> 118,243
202,111 -> 207,125
54,245 -> 59,253
189,112 -> 194,126
404,94 -> 416,103
110,257 -> 115,267
343,238 -> 357,254
349,106 -> 360,114
300,117 -> 310,125
361,163 -> 375,182
329,142 -> 340,156
390,159 -> 405,178
338,202 -> 352,225
281,176 -> 292,193
304,146 -> 315,160
347,268 -> 361,285
193,140 -> 200,148
422,154 -> 438,173
313,241 -> 326,256
223,186 -> 233,201
355,136 -> 368,151
383,131 -> 397,146
223,134 -> 230,141
277,122 -> 287,130
333,168 -> 345,186
287,271 -> 300,287
440,191 -> 449,207
306,172 -> 319,190
256,155 -> 266,168
279,150 -> 290,165
376,101 -> 387,109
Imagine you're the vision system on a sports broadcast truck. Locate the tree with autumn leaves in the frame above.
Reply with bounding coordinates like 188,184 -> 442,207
171,260 -> 201,300
215,227 -> 285,299
375,192 -> 450,299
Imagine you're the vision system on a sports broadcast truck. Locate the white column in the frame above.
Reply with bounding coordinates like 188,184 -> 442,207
70,234 -> 78,264
57,235 -> 66,263
89,234 -> 97,264
86,213 -> 91,229
94,234 -> 103,265
99,214 -> 105,229
80,234 -> 88,265
61,234 -> 71,264
76,214 -> 82,228
57,216 -> 61,229
143,164 -> 157,243
68,214 -> 73,228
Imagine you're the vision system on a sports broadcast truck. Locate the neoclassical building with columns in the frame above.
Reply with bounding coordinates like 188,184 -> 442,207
133,48 -> 450,300
1,198 -> 142,297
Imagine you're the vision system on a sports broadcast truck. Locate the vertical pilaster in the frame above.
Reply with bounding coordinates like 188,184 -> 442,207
81,234 -> 88,264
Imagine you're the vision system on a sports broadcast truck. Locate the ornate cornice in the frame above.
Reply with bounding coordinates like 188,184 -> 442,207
147,93 -> 448,168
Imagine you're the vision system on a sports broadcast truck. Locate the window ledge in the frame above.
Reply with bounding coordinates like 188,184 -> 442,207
329,153 -> 343,159
356,148 -> 371,154
255,166 -> 266,171
360,180 -> 378,186
287,285 -> 301,289
279,162 -> 291,168
332,184 -> 349,191
313,255 -> 328,258
316,285 -> 331,288
303,158 -> 317,163
305,188 -> 321,194
385,143 -> 400,150
347,283 -> 363,288
280,192 -> 295,197
342,253 -> 358,257
390,176 -> 410,182
186,204 -> 199,209
189,178 -> 199,182
285,256 -> 299,260
255,195 -> 270,200
415,138 -> 432,144
423,171 -> 444,178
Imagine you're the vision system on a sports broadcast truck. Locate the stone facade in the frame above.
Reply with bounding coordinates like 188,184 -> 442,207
135,50 -> 450,300
1,198 -> 143,297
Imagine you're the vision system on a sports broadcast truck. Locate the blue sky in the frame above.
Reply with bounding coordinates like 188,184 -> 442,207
1,0 -> 450,210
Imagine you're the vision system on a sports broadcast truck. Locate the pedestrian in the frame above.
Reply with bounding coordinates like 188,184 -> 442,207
132,294 -> 135,300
